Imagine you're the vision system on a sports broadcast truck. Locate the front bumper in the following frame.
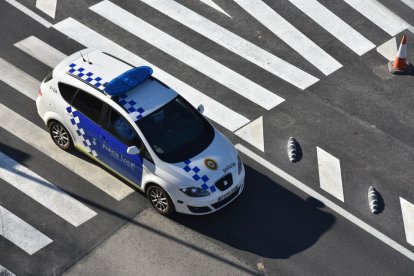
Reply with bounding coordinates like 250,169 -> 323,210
171,168 -> 245,215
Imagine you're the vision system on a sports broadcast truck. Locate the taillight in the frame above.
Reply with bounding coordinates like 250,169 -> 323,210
38,89 -> 42,97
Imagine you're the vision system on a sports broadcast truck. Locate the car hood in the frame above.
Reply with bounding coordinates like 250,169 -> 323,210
156,129 -> 238,191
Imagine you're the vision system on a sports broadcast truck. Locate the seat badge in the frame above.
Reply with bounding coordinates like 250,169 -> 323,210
204,158 -> 218,170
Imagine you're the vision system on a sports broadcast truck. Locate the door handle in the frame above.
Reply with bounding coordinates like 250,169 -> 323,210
66,112 -> 73,118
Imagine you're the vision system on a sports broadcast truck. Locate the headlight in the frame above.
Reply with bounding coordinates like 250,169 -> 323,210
237,153 -> 243,175
180,187 -> 211,197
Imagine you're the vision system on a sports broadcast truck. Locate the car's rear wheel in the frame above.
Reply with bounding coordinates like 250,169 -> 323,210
49,121 -> 73,150
147,185 -> 174,215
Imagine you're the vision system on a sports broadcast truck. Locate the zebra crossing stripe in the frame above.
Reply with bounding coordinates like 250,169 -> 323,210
199,0 -> 231,17
0,204 -> 52,255
139,0 -> 319,90
400,197 -> 414,246
35,0 -> 57,19
233,0 -> 342,75
317,147 -> 344,202
0,151 -> 97,227
0,265 -> 15,276
91,1 -> 284,110
4,0 -> 53,28
52,18 -> 250,131
0,103 -> 134,201
400,0 -> 414,10
14,36 -> 66,68
341,0 -> 409,36
289,0 -> 376,56
0,57 -> 39,101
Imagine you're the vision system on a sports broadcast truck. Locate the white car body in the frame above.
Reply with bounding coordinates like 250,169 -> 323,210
36,49 -> 244,215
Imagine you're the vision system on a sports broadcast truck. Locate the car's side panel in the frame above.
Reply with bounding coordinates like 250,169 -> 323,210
65,106 -> 101,158
99,128 -> 144,186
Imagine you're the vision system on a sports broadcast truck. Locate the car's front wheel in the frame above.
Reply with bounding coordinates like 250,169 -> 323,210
147,185 -> 174,215
49,121 -> 73,150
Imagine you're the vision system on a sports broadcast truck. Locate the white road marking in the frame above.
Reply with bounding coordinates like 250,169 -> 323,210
91,1 -> 283,110
376,37 -> 397,61
36,0 -> 57,19
0,151 -> 97,227
0,265 -> 15,276
199,0 -> 231,17
401,0 -> 414,10
235,143 -> 414,261
53,18 -> 250,131
317,147 -> 344,202
234,0 -> 342,75
235,116 -> 264,152
14,36 -> 66,67
400,197 -> 414,246
341,0 -> 409,36
139,0 -> 319,90
0,105 -> 134,200
0,57 -> 40,101
0,204 -> 52,255
289,0 -> 375,56
4,0 -> 53,28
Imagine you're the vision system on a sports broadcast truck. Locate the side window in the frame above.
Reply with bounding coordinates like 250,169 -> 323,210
71,89 -> 104,124
106,107 -> 141,147
58,83 -> 78,103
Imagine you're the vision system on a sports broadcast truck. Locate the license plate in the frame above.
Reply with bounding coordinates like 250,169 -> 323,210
218,186 -> 238,202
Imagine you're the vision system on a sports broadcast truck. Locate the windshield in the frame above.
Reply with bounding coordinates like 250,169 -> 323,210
136,96 -> 214,163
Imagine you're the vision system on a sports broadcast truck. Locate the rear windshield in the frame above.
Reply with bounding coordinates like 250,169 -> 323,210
136,96 -> 214,163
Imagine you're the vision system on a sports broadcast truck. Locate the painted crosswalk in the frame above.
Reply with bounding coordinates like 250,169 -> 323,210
0,204 -> 52,255
289,0 -> 376,56
341,0 -> 409,36
0,151 -> 97,227
91,1 -> 284,110
139,0 -> 320,90
14,36 -> 66,67
234,0 -> 342,75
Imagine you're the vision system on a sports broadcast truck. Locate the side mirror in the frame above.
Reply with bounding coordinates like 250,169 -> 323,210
127,146 -> 140,155
197,104 -> 204,114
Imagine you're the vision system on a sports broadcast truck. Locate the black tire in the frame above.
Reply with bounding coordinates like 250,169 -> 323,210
147,185 -> 175,215
49,121 -> 73,150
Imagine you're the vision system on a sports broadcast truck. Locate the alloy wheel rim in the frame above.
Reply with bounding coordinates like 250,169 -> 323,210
51,124 -> 69,148
149,188 -> 169,212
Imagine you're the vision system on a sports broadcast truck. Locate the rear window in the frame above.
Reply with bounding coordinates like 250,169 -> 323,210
58,82 -> 78,103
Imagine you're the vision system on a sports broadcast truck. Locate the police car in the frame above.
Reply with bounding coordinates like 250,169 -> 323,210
36,49 -> 245,215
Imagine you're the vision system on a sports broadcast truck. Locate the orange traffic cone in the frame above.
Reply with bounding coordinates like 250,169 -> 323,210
389,35 -> 413,75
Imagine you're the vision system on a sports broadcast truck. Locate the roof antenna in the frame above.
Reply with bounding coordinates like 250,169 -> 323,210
86,53 -> 92,65
80,51 -> 87,63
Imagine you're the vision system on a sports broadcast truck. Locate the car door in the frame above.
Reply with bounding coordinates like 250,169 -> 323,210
64,87 -> 104,158
99,104 -> 144,186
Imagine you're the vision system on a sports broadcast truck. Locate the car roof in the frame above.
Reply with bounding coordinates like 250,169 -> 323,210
58,49 -> 178,122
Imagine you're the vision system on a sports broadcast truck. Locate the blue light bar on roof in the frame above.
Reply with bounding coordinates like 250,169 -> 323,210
104,66 -> 153,96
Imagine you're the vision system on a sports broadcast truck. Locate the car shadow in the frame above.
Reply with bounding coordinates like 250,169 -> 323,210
33,142 -> 336,259
170,164 -> 336,259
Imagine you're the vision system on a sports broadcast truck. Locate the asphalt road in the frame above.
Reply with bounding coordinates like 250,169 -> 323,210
1,0 -> 414,275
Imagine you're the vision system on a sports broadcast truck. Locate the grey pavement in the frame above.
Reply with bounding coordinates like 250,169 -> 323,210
64,208 -> 257,276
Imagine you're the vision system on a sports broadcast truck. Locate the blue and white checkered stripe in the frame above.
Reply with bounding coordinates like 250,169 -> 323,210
67,63 -> 106,90
182,160 -> 216,193
118,94 -> 146,120
66,106 -> 98,157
